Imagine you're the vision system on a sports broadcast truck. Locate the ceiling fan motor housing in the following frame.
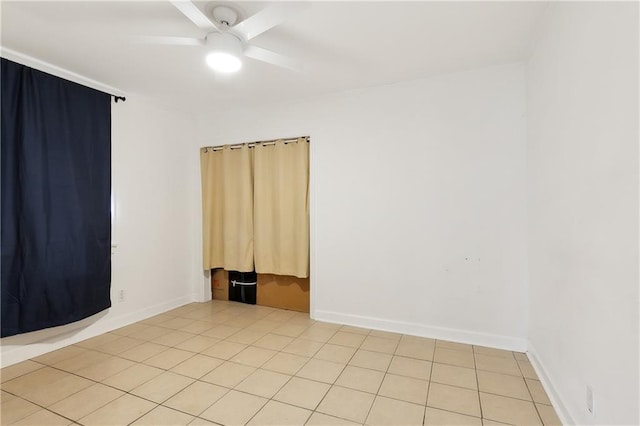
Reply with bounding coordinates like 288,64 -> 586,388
211,5 -> 239,27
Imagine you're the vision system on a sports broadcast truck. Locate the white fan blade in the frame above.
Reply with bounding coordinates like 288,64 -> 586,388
233,2 -> 309,41
170,0 -> 219,32
136,36 -> 204,46
244,45 -> 301,72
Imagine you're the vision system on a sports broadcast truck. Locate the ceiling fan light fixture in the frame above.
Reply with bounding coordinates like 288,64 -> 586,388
205,32 -> 243,73
206,51 -> 242,73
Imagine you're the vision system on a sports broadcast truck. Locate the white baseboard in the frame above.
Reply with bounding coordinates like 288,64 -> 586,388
313,309 -> 527,352
1,293 -> 197,367
527,342 -> 575,425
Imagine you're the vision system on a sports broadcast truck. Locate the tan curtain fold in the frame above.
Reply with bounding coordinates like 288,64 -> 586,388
200,145 -> 254,272
200,147 -> 223,270
254,138 -> 309,278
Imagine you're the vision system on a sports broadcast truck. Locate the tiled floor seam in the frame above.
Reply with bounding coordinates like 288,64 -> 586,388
179,354 -> 344,417
116,404 -> 157,426
471,347 -> 484,422
65,381 -> 161,423
516,355 -> 546,425
360,337 -> 396,426
423,345 -> 436,424
237,377 -> 320,426
0,361 -> 47,383
15,361 -> 191,424
303,338 -> 366,423
1,388 -> 79,426
426,406 -> 486,421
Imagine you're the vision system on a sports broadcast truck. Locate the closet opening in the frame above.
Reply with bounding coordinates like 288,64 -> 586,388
202,137 -> 310,313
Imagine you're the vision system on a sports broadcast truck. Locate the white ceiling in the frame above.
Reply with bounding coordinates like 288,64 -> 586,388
1,1 -> 547,112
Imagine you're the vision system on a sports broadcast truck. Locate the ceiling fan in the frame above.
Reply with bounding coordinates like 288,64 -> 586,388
143,1 -> 307,73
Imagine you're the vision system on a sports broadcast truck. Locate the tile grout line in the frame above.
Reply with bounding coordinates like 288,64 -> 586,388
229,310 -> 324,424
0,387 -> 78,425
421,342 -> 436,424
472,344 -> 484,422
12,347 -> 206,424
305,330 -> 368,424
229,332 -> 313,426
189,318 -> 324,425
516,354 -> 546,425
355,332 -> 381,426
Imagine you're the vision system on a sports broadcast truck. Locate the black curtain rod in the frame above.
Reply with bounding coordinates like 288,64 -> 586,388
112,96 -> 126,103
203,136 -> 309,152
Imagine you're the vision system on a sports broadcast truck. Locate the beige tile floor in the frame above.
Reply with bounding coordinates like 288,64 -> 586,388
0,300 -> 562,425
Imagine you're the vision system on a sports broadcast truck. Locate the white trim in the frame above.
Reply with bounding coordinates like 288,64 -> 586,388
0,47 -> 125,97
314,309 -> 527,352
0,293 -> 197,368
527,342 -> 575,426
308,138 -> 317,319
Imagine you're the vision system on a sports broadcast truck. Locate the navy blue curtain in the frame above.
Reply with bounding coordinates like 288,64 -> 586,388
1,58 -> 112,337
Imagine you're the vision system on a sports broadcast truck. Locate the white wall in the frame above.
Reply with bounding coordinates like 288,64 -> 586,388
194,64 -> 529,350
1,94 -> 197,366
526,2 -> 639,425
111,95 -> 197,316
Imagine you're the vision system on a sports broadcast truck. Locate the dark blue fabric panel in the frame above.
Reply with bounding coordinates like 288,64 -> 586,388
1,58 -> 111,337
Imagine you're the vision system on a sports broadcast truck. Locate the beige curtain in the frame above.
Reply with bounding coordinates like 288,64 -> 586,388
200,145 -> 254,272
254,139 -> 309,278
